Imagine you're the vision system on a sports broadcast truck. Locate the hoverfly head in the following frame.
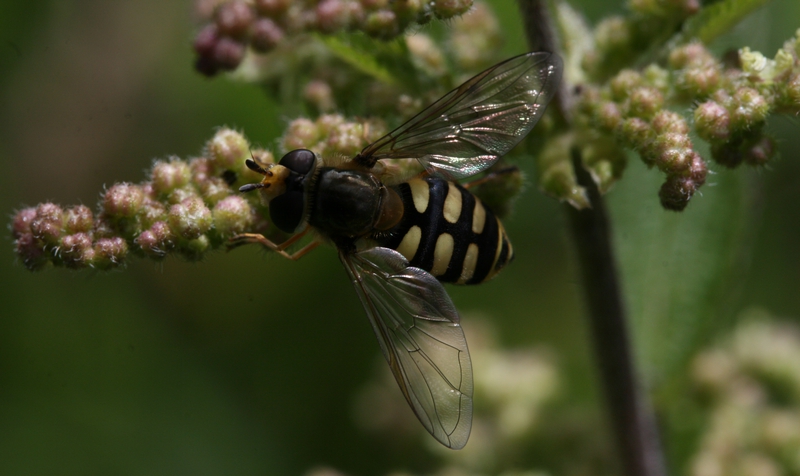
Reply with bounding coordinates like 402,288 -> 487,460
239,149 -> 317,233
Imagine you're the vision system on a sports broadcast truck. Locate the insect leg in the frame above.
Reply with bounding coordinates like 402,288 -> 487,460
227,229 -> 321,260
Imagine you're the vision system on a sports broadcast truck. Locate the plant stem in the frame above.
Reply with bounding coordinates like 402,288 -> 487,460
567,149 -> 666,476
516,1 -> 667,475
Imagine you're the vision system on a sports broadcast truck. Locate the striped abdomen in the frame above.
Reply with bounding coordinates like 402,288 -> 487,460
374,177 -> 513,284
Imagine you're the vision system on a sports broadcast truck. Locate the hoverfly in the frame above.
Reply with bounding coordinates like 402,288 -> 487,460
232,52 -> 562,449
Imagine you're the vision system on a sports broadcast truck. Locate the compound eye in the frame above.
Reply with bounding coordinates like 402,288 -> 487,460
279,149 -> 316,175
269,191 -> 305,233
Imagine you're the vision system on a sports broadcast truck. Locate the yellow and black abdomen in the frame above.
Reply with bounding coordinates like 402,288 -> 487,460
374,177 -> 513,284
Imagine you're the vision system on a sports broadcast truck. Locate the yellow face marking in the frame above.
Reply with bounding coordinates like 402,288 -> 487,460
443,182 -> 462,224
396,225 -> 422,262
431,233 -> 455,276
472,199 -> 486,234
408,178 -> 430,214
457,243 -> 479,284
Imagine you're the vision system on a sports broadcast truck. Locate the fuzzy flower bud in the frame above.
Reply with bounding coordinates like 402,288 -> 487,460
729,87 -> 770,130
688,153 -> 708,186
669,42 -> 714,69
652,132 -> 693,174
694,101 -> 731,141
595,101 -> 622,132
659,176 -> 697,211
215,1 -> 255,38
619,117 -> 655,151
139,196 -> 168,229
778,73 -> 800,109
432,0 -> 472,19
643,64 -> 670,92
168,197 -> 213,240
212,37 -> 246,71
251,18 -> 284,52
213,195 -> 253,237
651,110 -> 689,135
59,233 -> 94,268
208,128 -> 249,171
283,118 -> 321,151
193,24 -> 219,57
744,136 -> 776,166
316,0 -> 353,33
626,86 -> 664,119
151,158 -> 191,195
103,183 -> 145,218
168,186 -> 202,206
189,157 -> 213,185
594,16 -> 631,54
610,69 -> 643,101
315,114 -> 346,136
678,65 -> 720,98
64,205 -> 94,234
136,221 -> 174,258
363,10 -> 399,39
15,233 -> 48,271
182,235 -> 211,261
30,203 -> 65,245
10,207 -> 37,239
92,237 -> 128,270
327,122 -> 366,156
199,176 -> 232,205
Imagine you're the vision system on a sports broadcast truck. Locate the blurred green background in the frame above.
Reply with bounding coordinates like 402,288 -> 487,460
1,1 -> 799,475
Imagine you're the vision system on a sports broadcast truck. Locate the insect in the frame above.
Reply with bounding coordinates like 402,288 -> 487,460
232,52 -> 562,449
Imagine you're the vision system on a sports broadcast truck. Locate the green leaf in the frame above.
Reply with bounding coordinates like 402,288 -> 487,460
316,33 -> 421,92
664,0 -> 772,49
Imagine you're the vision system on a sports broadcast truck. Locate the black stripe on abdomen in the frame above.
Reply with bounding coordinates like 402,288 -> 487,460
374,177 -> 510,285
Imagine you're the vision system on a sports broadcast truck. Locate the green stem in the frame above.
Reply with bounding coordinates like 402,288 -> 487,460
566,148 -> 666,476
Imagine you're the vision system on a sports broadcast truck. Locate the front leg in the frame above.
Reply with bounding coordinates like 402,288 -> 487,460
228,230 -> 320,261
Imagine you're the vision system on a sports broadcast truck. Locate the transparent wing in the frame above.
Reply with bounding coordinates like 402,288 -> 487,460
356,52 -> 562,180
339,247 -> 473,449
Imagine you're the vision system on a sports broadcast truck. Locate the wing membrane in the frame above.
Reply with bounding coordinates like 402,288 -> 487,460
340,247 -> 473,449
357,52 -> 562,179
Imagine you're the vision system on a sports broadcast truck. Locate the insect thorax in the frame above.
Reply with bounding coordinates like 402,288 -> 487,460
307,167 -> 386,238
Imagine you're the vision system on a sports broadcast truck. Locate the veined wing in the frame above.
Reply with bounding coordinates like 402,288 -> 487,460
340,247 -> 473,449
356,52 -> 562,180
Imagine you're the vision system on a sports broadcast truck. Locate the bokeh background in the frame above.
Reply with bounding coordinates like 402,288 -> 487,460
1,1 -> 799,475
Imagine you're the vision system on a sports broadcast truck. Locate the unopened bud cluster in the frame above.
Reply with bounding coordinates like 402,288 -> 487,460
12,129 -> 266,271
689,311 -> 800,476
671,42 -> 787,170
282,113 -> 386,158
579,65 -> 708,211
193,0 -> 473,76
670,38 -> 800,169
576,33 -> 800,211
